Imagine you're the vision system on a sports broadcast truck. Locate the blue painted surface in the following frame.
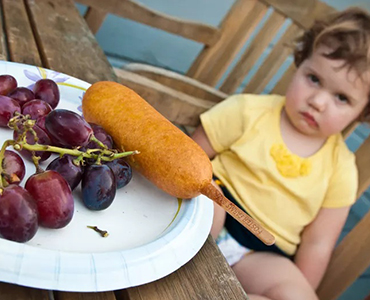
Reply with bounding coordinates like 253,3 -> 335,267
76,1 -> 370,299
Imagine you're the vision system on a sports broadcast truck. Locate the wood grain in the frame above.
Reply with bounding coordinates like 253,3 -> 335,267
261,0 -> 335,29
0,1 -> 8,61
119,236 -> 248,300
76,0 -> 220,46
187,0 -> 268,86
243,24 -> 302,94
270,63 -> 295,95
55,291 -> 116,300
25,0 -> 116,83
0,282 -> 50,300
317,209 -> 370,300
115,67 -> 214,127
124,63 -> 228,103
220,10 -> 285,94
2,0 -> 41,65
84,7 -> 107,35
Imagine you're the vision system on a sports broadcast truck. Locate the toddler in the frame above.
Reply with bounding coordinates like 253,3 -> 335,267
192,7 -> 370,300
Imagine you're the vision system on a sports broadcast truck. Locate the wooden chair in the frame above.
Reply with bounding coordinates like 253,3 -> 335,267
75,0 -> 370,299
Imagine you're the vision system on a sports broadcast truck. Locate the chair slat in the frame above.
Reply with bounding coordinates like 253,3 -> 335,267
261,0 -> 336,29
317,136 -> 370,300
220,10 -> 285,94
0,1 -> 8,60
317,210 -> 370,300
115,68 -> 215,127
84,7 -> 107,34
3,0 -> 42,66
270,63 -> 295,95
356,137 -> 370,197
76,0 -> 220,46
243,24 -> 302,94
124,63 -> 228,103
187,0 -> 268,87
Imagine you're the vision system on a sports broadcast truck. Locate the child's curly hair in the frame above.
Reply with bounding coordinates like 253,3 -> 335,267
294,7 -> 370,122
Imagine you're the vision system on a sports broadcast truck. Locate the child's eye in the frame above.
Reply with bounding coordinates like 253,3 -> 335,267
337,94 -> 349,103
308,74 -> 320,84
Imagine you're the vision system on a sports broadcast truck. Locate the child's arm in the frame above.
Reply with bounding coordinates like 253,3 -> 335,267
294,206 -> 350,289
191,125 -> 217,159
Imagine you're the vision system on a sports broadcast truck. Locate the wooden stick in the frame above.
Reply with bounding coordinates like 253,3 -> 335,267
201,183 -> 275,246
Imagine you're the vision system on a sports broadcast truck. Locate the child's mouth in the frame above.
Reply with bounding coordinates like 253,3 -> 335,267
301,112 -> 318,128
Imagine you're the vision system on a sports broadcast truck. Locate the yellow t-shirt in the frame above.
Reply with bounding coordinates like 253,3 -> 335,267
200,94 -> 358,255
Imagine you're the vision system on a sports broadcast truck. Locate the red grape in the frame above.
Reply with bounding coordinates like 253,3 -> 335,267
33,79 -> 59,109
13,124 -> 52,162
46,155 -> 83,191
0,185 -> 38,242
25,170 -> 74,229
22,99 -> 52,120
35,115 -> 47,132
8,87 -> 35,107
2,150 -> 26,185
0,75 -> 17,95
45,109 -> 93,148
0,95 -> 21,127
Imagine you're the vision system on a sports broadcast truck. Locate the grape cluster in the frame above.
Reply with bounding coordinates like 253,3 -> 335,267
0,74 -> 136,243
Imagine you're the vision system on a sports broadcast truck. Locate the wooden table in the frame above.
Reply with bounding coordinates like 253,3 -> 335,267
0,1 -> 247,299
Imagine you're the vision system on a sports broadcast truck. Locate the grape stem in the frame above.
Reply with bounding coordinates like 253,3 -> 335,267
0,140 -> 13,194
12,140 -> 139,162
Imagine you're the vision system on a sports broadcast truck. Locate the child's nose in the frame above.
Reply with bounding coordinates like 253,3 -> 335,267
309,92 -> 329,111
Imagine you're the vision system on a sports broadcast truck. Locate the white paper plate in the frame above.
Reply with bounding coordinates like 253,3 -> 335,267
0,61 -> 213,292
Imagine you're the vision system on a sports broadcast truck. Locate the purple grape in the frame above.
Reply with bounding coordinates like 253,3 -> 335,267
0,185 -> 38,242
13,124 -> 52,162
82,164 -> 116,210
33,79 -> 60,109
86,123 -> 113,149
2,150 -> 26,185
45,109 -> 93,148
106,158 -> 132,189
8,87 -> 35,107
0,95 -> 21,127
25,170 -> 74,229
46,155 -> 83,191
22,99 -> 52,120
35,115 -> 46,132
0,75 -> 17,96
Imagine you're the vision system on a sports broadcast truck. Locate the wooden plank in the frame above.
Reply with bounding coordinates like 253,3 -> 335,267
84,7 -> 107,35
75,0 -> 220,46
317,209 -> 370,300
0,1 -> 8,61
187,0 -> 268,87
220,10 -> 285,94
118,236 -> 248,300
25,0 -> 116,83
260,0 -> 336,29
56,291 -> 116,300
115,68 -> 214,127
0,282 -> 50,300
243,24 -> 302,94
355,136 -> 370,197
270,63 -> 295,95
317,136 -> 370,299
2,0 -> 41,65
124,63 -> 228,103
